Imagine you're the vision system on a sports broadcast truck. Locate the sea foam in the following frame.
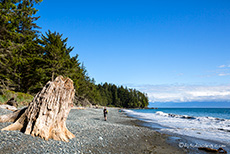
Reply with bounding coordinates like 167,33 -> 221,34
124,109 -> 230,145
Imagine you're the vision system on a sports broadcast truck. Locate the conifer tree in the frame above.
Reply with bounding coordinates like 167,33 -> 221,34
0,0 -> 43,92
39,30 -> 74,82
0,0 -> 149,108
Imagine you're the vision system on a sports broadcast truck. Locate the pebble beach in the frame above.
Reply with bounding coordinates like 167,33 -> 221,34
0,107 -> 186,154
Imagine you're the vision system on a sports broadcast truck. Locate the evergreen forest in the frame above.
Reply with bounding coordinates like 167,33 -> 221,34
0,0 -> 149,108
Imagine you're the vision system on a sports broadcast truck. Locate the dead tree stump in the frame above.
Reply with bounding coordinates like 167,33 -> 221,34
0,76 -> 75,142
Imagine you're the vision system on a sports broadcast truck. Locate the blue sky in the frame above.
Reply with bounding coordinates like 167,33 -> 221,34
35,0 -> 230,104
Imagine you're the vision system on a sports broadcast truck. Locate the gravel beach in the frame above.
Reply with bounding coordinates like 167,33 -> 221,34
0,107 -> 186,154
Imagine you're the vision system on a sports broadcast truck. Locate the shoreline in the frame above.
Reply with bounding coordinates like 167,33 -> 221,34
123,108 -> 230,154
77,107 -> 187,154
0,107 -> 186,154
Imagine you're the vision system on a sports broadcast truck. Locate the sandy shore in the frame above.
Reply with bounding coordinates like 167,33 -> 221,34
0,107 -> 186,154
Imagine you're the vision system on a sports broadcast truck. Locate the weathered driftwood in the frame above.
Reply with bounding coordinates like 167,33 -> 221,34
6,98 -> 18,107
0,76 -> 75,142
0,104 -> 18,111
198,147 -> 227,153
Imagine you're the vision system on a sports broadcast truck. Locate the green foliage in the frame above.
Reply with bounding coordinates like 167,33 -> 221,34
0,95 -> 7,104
0,0 -> 149,108
0,0 -> 43,92
39,30 -> 74,81
16,92 -> 33,104
0,90 -> 33,106
97,83 -> 149,108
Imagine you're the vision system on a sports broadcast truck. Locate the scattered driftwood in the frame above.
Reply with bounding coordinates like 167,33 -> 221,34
218,148 -> 227,154
198,147 -> 218,152
198,147 -> 227,153
74,95 -> 92,107
0,104 -> 17,111
0,76 -> 75,142
6,98 -> 18,107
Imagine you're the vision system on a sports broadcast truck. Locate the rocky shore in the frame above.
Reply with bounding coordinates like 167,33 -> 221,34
0,107 -> 186,154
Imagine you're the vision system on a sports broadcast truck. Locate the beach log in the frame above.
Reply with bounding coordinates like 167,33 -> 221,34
198,147 -> 218,152
0,76 -> 75,142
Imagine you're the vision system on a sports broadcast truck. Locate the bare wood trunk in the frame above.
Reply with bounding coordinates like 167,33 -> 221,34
52,71 -> 54,81
0,76 -> 75,142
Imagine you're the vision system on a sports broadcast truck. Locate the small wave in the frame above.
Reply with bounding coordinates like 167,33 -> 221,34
123,109 -> 230,145
155,111 -> 196,119
155,111 -> 168,116
155,111 -> 229,121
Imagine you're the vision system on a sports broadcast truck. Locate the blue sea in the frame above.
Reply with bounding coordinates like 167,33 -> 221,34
124,108 -> 230,146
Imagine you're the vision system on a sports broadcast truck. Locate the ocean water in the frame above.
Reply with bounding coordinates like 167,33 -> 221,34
124,108 -> 230,146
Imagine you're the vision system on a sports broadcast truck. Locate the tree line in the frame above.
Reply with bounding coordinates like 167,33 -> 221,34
0,0 -> 149,108
97,83 -> 148,108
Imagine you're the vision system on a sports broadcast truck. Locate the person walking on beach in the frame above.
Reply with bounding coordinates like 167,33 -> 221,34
103,107 -> 108,121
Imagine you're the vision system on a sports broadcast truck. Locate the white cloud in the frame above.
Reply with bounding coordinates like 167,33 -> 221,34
218,64 -> 230,68
219,65 -> 226,68
128,84 -> 230,102
218,73 -> 230,76
202,64 -> 230,78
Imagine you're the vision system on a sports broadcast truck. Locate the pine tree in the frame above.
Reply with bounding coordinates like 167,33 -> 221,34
0,0 -> 23,90
0,0 -> 43,92
39,30 -> 74,81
